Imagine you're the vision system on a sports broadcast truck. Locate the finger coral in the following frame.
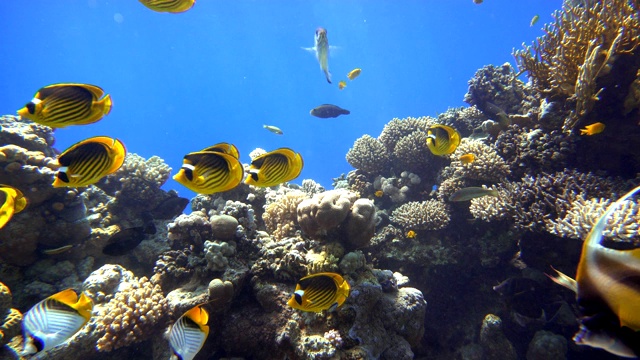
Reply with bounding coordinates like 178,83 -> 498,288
390,200 -> 450,231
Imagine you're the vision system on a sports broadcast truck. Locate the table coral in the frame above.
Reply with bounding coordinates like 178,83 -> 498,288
390,200 -> 450,231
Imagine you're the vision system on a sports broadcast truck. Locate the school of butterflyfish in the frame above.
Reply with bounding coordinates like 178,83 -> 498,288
6,1 -> 626,358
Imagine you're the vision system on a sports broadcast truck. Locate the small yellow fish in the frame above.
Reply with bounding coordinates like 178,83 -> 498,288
530,15 -> 540,27
338,81 -> 347,90
22,289 -> 93,355
347,68 -> 361,80
426,124 -> 461,156
459,153 -> 475,164
263,125 -> 283,135
0,185 -> 27,229
374,190 -> 384,198
17,83 -> 112,128
173,145 -> 244,194
245,148 -> 303,187
53,136 -> 126,188
580,122 -> 605,136
138,0 -> 195,13
287,272 -> 350,312
406,230 -> 417,239
168,305 -> 209,360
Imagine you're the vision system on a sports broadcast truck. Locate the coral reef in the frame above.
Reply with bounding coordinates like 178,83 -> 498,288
390,200 -> 450,231
263,189 -> 307,240
514,0 -> 640,132
345,135 -> 391,175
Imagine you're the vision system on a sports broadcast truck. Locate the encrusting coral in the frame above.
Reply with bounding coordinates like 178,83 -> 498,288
514,0 -> 640,132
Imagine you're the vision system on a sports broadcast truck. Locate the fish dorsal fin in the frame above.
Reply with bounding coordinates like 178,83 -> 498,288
43,83 -> 105,99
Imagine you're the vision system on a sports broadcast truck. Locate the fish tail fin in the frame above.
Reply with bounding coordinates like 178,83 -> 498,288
545,266 -> 577,293
325,71 -> 332,84
101,94 -> 113,115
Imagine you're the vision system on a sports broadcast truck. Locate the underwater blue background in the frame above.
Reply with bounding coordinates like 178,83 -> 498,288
0,0 -> 561,198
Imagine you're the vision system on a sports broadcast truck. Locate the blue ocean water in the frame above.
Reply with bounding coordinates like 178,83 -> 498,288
0,0 -> 560,198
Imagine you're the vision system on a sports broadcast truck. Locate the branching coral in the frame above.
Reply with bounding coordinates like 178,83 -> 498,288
514,0 -> 640,132
345,135 -> 391,174
378,116 -> 432,152
469,170 -> 627,231
545,196 -> 640,243
390,200 -> 450,231
393,130 -> 432,174
443,138 -> 510,183
464,63 -> 539,116
263,189 -> 307,240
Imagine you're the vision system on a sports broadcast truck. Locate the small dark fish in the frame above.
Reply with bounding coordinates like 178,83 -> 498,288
102,225 -> 152,256
310,104 -> 350,118
42,245 -> 74,255
484,102 -> 511,128
150,197 -> 189,219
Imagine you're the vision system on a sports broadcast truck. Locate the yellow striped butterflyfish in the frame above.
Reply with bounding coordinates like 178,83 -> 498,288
52,136 -> 126,188
139,0 -> 195,13
168,305 -> 209,360
22,289 -> 93,355
245,148 -> 303,187
287,272 -> 350,312
17,83 -> 112,128
426,124 -> 461,156
0,184 -> 27,229
173,146 -> 244,194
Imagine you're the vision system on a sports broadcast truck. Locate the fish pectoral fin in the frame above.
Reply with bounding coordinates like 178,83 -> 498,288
301,46 -> 316,53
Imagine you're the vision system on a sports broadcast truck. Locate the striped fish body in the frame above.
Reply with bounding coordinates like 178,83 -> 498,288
426,124 -> 461,156
169,305 -> 209,360
173,150 -> 243,194
200,142 -> 240,159
53,136 -> 126,188
0,185 -> 27,229
22,289 -> 93,355
287,272 -> 350,312
139,0 -> 195,13
245,148 -> 303,187
17,83 -> 112,128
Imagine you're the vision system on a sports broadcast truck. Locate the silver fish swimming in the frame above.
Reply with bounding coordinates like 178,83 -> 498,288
311,27 -> 331,83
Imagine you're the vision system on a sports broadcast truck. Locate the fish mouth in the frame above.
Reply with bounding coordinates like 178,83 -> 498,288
315,27 -> 327,36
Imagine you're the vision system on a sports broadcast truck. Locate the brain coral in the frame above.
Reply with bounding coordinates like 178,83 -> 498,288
297,189 -> 358,237
346,135 -> 391,174
390,200 -> 450,231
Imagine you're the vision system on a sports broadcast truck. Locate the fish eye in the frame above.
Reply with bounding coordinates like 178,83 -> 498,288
57,172 -> 70,183
26,102 -> 36,114
250,172 -> 259,181
183,168 -> 193,181
294,292 -> 303,305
